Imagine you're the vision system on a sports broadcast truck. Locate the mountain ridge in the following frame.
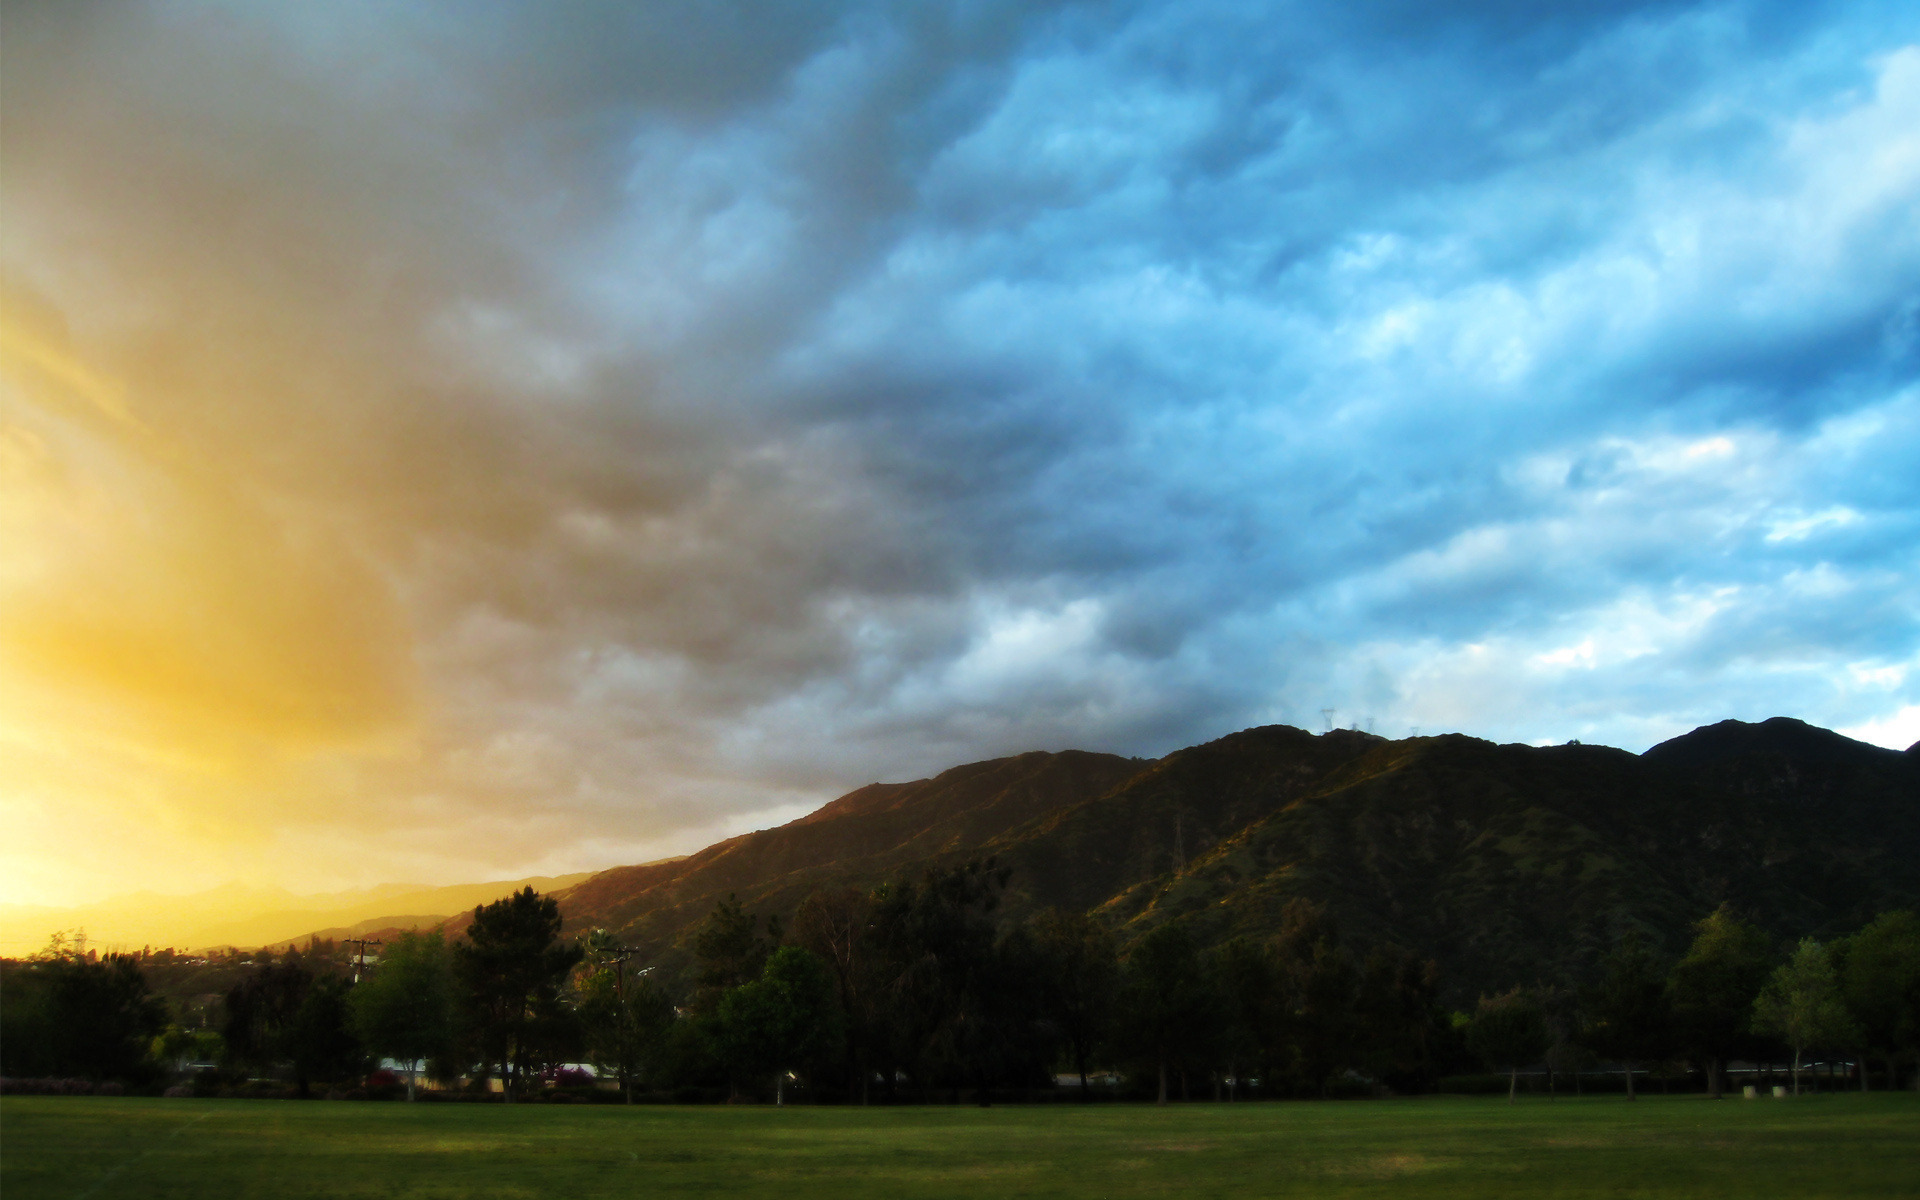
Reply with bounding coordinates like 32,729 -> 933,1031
542,718 -> 1916,1001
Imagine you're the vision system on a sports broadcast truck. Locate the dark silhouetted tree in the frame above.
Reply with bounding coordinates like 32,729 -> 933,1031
1207,936 -> 1276,1100
1469,987 -> 1550,1103
717,945 -> 841,1103
224,956 -> 317,1090
1584,932 -> 1672,1100
1271,899 -> 1356,1097
1116,921 -> 1216,1105
866,860 -> 1006,1102
692,894 -> 781,1014
959,923 -> 1058,1106
1030,908 -> 1121,1099
1837,910 -> 1920,1091
290,973 -> 365,1092
1353,946 -> 1446,1095
4,949 -> 164,1082
792,886 -> 881,1103
1667,905 -> 1774,1099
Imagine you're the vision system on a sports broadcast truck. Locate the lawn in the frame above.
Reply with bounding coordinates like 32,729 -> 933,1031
3,1093 -> 1914,1199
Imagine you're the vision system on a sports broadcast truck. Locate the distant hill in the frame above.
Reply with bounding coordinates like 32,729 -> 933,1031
541,719 -> 1917,1002
0,873 -> 598,955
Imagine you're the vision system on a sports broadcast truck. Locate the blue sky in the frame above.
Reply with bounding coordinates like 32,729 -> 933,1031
3,0 -> 1917,898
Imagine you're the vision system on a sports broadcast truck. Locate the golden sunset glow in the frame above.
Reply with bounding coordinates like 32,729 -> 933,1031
0,292 -> 422,907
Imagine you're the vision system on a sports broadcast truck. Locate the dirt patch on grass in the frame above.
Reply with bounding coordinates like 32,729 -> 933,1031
1324,1152 -> 1455,1178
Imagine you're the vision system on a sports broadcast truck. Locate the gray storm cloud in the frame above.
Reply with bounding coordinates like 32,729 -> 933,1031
3,0 -> 1917,896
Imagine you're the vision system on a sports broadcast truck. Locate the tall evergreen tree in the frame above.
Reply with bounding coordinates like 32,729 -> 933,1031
963,923 -> 1062,1105
453,887 -> 583,1102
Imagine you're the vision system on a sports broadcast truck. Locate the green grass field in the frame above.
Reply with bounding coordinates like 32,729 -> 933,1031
3,1093 -> 1915,1199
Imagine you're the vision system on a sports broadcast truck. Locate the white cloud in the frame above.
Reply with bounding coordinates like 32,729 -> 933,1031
1841,704 -> 1920,751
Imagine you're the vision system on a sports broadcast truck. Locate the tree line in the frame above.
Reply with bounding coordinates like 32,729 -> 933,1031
5,867 -> 1918,1104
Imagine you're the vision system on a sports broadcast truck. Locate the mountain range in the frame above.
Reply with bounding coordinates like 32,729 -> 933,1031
535,717 -> 1917,1001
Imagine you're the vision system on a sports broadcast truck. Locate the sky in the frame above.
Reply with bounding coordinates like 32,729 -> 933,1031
3,0 -> 1917,910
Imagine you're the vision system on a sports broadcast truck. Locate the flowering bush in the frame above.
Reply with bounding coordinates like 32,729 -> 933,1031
0,1077 -> 97,1095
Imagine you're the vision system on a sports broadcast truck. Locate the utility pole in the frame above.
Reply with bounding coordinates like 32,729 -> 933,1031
586,935 -> 648,999
611,949 -> 649,1001
1320,708 -> 1336,733
590,935 -> 650,1104
348,936 -> 383,984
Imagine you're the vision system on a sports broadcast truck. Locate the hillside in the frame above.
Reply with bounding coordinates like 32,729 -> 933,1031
489,749 -> 1142,950
1065,719 -> 1919,997
544,718 -> 1917,1001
